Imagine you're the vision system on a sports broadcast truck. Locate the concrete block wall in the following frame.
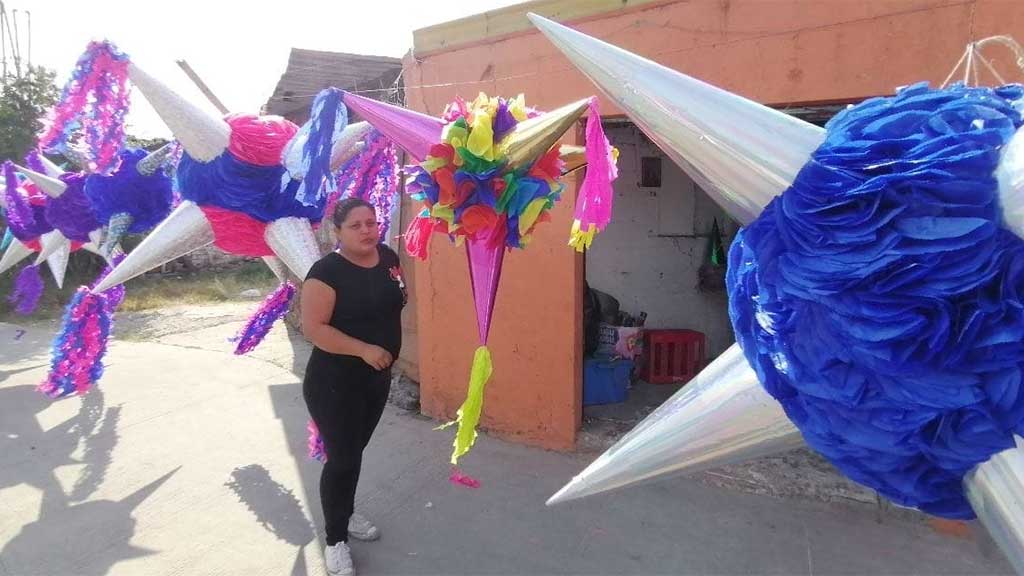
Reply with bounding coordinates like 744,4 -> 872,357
585,124 -> 739,358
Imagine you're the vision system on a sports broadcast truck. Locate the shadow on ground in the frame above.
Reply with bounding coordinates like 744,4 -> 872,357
226,463 -> 316,576
0,377 -> 177,574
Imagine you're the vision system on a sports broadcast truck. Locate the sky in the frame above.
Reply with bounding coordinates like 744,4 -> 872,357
18,0 -> 524,137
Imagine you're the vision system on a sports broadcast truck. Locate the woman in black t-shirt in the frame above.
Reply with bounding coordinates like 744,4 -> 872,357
301,198 -> 407,576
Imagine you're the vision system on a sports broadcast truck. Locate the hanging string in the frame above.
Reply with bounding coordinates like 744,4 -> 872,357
941,36 -> 1024,89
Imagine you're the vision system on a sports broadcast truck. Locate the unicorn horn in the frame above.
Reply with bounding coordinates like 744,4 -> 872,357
81,241 -> 105,258
34,154 -> 66,178
500,98 -> 591,171
997,127 -> 1024,241
264,217 -> 321,280
0,236 -> 32,274
262,255 -> 290,282
44,238 -> 71,289
527,13 -> 824,225
14,165 -> 67,198
64,146 -> 95,173
80,228 -> 106,259
329,121 -> 374,171
101,212 -> 134,259
92,200 -> 214,292
342,92 -> 445,162
965,438 -> 1024,574
546,344 -> 802,505
127,63 -> 230,163
136,142 -> 177,176
34,230 -> 70,265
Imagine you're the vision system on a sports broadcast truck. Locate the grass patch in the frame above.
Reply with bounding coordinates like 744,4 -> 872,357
119,261 -> 278,312
0,258 -> 278,322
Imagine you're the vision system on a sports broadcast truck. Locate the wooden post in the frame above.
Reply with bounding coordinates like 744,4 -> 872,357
176,59 -> 229,114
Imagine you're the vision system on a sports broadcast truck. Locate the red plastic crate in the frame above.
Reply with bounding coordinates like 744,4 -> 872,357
640,329 -> 706,384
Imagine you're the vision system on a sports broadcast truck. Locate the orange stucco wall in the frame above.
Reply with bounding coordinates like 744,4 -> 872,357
404,0 -> 1024,451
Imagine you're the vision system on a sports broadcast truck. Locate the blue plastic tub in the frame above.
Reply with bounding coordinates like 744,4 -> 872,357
583,356 -> 632,406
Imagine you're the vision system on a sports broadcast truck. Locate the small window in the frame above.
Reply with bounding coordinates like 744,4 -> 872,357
641,156 -> 662,188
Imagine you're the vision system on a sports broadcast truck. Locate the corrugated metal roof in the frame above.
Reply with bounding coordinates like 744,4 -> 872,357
263,48 -> 403,122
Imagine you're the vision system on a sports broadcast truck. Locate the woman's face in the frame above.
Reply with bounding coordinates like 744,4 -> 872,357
336,206 -> 379,256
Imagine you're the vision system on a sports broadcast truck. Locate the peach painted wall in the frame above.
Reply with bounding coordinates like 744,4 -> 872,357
403,0 -> 1024,451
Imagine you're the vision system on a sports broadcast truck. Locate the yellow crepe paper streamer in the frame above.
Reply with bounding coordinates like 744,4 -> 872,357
466,112 -> 496,161
518,197 -> 550,236
509,94 -> 528,121
437,346 -> 493,465
568,220 -> 598,252
471,92 -> 492,114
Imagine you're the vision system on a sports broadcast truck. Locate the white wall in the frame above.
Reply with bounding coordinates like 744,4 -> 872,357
586,124 -> 739,358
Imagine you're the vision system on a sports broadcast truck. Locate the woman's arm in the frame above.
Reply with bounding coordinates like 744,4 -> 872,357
301,279 -> 393,370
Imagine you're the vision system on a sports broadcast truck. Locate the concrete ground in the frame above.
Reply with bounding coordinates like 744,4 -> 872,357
0,311 -> 1014,575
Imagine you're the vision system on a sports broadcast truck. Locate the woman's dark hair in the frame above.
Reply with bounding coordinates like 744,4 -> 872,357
332,197 -> 375,227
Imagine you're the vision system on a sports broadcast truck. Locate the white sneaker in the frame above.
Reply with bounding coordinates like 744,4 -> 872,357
325,541 -> 354,576
348,512 -> 381,541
